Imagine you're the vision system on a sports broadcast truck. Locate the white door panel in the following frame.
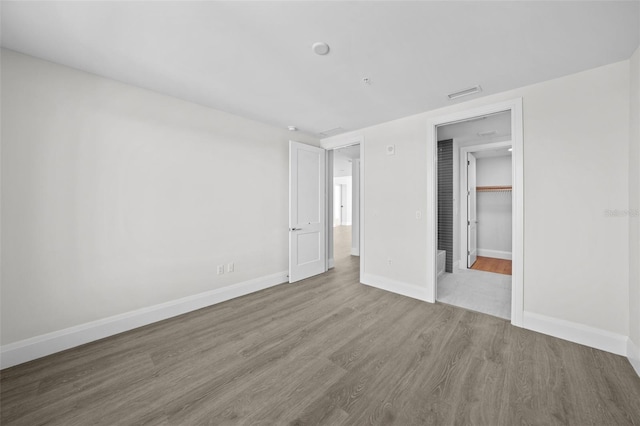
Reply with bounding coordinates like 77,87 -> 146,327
340,184 -> 347,225
333,184 -> 341,227
289,141 -> 326,282
296,231 -> 321,264
467,153 -> 478,267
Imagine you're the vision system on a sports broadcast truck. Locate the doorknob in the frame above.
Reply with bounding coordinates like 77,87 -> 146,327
289,228 -> 302,231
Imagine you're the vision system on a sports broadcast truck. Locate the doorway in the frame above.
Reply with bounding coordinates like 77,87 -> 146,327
436,115 -> 513,319
427,99 -> 524,326
330,144 -> 360,270
289,137 -> 364,284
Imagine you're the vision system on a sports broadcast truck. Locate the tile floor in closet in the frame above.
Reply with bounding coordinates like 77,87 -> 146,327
437,268 -> 511,320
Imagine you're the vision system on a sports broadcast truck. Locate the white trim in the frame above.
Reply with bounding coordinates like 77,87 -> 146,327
328,258 -> 335,269
511,99 -> 524,327
522,311 -> 628,356
0,271 -> 288,369
321,134 -> 365,284
427,98 -> 524,326
362,273 -> 430,302
351,158 -> 361,259
326,150 -> 334,271
477,249 -> 512,260
360,139 -> 365,282
628,338 -> 640,377
321,135 -> 361,151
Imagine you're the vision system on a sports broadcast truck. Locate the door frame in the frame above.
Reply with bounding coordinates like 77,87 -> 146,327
427,98 -> 524,327
459,141 -> 512,270
466,151 -> 478,268
321,135 -> 365,281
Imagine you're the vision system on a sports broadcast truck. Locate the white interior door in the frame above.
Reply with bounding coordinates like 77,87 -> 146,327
340,184 -> 347,225
333,184 -> 341,227
467,153 -> 478,267
289,141 -> 326,283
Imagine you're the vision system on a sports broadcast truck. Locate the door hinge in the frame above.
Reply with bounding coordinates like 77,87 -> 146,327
467,160 -> 470,165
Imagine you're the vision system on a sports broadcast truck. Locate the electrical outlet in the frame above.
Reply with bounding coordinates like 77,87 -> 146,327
227,263 -> 234,273
217,265 -> 225,275
387,258 -> 393,266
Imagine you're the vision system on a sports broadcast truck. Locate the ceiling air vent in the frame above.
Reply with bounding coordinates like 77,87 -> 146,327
318,127 -> 345,138
447,85 -> 482,100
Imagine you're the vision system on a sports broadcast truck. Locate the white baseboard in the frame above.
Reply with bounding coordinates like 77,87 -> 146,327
522,311 -> 627,356
328,258 -> 335,269
361,273 -> 433,303
628,338 -> 640,377
351,247 -> 360,256
477,249 -> 512,260
0,271 -> 288,369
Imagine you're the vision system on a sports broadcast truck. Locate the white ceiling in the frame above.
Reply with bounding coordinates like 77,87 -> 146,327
2,2 -> 638,138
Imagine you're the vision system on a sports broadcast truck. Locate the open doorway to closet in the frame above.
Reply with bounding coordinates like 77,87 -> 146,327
328,144 -> 360,271
436,111 -> 513,319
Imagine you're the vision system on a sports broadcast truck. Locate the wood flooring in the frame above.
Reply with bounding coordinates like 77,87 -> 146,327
2,227 -> 640,425
471,256 -> 512,275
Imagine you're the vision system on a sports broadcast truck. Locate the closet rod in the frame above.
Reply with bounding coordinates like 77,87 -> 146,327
476,185 -> 512,192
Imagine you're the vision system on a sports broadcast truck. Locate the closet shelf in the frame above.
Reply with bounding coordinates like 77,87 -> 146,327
476,185 -> 512,192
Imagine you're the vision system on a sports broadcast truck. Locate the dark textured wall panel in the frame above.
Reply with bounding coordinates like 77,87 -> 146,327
438,139 -> 454,272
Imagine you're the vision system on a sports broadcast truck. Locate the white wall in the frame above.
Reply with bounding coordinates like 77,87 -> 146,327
325,59 -> 630,338
476,155 -> 512,187
629,46 -> 640,372
476,155 -> 512,258
0,49 -> 320,346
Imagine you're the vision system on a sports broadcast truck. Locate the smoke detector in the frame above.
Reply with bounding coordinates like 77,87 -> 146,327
312,42 -> 330,56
